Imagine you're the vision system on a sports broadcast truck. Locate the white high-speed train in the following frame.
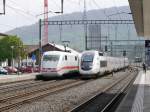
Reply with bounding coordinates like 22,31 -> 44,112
41,51 -> 79,77
79,50 -> 129,78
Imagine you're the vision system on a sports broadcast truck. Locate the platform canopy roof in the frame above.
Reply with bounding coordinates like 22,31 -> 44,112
128,0 -> 150,38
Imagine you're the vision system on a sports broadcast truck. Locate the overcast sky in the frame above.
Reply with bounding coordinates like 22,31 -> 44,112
0,0 -> 129,32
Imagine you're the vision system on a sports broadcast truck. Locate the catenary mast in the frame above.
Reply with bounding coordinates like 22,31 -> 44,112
44,0 -> 48,45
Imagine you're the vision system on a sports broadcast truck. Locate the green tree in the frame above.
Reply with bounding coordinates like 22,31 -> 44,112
0,35 -> 27,62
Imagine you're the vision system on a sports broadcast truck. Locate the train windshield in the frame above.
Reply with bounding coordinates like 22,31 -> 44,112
43,55 -> 60,62
82,53 -> 94,62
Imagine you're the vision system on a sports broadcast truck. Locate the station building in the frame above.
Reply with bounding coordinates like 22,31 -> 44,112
26,43 -> 79,66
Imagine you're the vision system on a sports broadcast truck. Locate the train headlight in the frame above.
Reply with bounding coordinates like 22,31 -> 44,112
89,63 -> 93,68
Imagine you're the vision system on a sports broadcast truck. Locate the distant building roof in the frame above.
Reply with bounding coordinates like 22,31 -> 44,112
47,43 -> 79,55
28,43 -> 80,55
25,45 -> 39,53
0,33 -> 8,36
27,43 -> 80,65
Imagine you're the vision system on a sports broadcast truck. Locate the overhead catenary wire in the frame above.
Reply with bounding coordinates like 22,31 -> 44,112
7,0 -> 36,18
111,0 -> 122,55
112,0 -> 122,20
92,0 -> 108,17
91,0 -> 110,51
91,0 -> 133,53
36,0 -> 61,17
6,4 -> 37,21
0,23 -> 15,28
5,0 -> 39,37
113,0 -> 130,55
51,0 -> 61,9
93,0 -> 112,48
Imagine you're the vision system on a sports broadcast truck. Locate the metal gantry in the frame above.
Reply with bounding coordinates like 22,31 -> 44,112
39,19 -> 134,50
39,19 -> 135,67
0,0 -> 5,15
38,19 -> 147,66
41,20 -> 134,25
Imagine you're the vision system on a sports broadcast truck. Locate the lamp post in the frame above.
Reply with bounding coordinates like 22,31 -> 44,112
23,48 -> 28,67
123,50 -> 126,71
11,46 -> 14,68
18,46 -> 22,70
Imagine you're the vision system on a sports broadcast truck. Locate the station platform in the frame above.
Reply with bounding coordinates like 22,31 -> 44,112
0,73 -> 39,84
116,70 -> 150,112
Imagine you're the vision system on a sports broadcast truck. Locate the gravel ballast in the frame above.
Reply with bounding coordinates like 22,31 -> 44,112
10,70 -> 135,112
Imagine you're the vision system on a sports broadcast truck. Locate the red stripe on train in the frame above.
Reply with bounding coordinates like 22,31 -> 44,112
57,66 -> 79,72
42,66 -> 79,72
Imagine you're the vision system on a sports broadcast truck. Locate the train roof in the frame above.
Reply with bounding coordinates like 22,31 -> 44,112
82,50 -> 103,54
48,43 -> 80,55
82,50 -> 98,53
81,50 -> 128,59
43,51 -> 78,56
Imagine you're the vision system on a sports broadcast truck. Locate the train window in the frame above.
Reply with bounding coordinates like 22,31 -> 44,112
134,57 -> 142,62
65,55 -> 67,60
43,55 -> 60,62
99,52 -> 103,56
82,54 -> 94,62
75,56 -> 77,61
100,61 -> 107,67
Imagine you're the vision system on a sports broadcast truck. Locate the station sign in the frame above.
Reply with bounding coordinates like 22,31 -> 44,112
145,40 -> 150,47
31,54 -> 36,61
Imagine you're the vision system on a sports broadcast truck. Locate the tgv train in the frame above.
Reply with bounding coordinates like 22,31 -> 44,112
79,50 -> 129,78
41,51 -> 79,77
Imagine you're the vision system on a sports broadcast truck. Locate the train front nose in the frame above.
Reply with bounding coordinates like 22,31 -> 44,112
81,62 -> 93,70
41,68 -> 60,77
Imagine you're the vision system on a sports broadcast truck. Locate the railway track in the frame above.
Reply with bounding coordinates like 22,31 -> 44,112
0,79 -> 77,101
101,71 -> 137,112
0,80 -> 56,94
0,79 -> 35,87
69,69 -> 138,112
0,79 -> 91,111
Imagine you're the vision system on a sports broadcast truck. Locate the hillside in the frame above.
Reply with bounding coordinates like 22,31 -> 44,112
7,6 -> 140,50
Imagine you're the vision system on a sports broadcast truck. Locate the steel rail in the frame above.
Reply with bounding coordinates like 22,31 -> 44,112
0,80 -> 75,102
0,80 -> 56,94
0,79 -> 91,111
0,79 -> 34,86
101,71 -> 137,112
69,70 -> 138,112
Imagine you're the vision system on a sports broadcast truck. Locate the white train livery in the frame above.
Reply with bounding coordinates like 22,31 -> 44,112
79,50 -> 129,78
41,51 -> 79,77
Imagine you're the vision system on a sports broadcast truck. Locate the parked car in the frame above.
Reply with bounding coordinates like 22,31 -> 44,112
0,66 -> 8,75
20,66 -> 33,73
4,66 -> 18,74
33,66 -> 40,72
19,66 -> 40,73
